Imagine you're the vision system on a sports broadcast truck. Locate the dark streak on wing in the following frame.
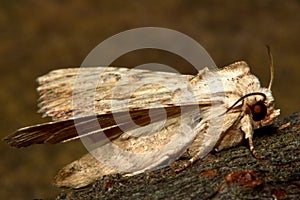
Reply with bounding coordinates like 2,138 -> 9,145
3,104 -> 208,148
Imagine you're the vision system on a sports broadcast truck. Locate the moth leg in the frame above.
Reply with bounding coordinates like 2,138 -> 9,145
241,115 -> 264,159
174,152 -> 200,173
247,136 -> 264,159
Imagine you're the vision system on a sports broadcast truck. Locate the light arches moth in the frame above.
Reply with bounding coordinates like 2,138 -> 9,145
3,47 -> 280,188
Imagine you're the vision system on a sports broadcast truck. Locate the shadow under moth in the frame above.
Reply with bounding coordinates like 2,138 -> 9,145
3,47 -> 280,188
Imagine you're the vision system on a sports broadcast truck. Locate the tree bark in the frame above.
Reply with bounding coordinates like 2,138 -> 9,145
57,111 -> 300,200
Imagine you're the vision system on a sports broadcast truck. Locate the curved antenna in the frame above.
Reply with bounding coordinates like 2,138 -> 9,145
266,45 -> 274,90
226,92 -> 267,113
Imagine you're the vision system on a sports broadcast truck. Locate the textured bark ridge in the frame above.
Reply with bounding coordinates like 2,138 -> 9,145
57,111 -> 300,200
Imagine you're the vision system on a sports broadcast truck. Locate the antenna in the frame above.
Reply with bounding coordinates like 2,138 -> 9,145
266,45 -> 274,90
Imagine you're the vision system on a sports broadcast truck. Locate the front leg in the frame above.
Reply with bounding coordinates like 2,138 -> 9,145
240,115 -> 264,159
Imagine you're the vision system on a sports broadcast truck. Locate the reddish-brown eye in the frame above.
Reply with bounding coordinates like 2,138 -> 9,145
251,101 -> 267,121
253,105 -> 262,113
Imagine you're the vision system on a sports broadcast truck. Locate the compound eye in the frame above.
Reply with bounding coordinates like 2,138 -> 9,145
251,101 -> 267,121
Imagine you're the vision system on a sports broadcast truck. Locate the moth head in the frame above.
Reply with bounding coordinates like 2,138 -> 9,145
246,89 -> 280,128
226,91 -> 280,129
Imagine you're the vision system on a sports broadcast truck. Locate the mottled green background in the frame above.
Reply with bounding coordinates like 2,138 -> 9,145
0,0 -> 299,199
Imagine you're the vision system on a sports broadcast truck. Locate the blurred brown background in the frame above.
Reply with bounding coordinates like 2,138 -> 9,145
0,0 -> 299,199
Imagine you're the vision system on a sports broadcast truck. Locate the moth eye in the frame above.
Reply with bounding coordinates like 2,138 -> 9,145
251,101 -> 267,121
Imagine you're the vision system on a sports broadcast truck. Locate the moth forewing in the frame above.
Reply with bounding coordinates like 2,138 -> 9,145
37,67 -> 193,121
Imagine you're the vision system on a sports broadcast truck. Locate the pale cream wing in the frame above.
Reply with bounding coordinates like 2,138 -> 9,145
37,66 -> 194,121
37,62 -> 251,121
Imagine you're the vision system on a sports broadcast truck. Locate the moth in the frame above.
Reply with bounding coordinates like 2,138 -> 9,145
3,47 -> 280,189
